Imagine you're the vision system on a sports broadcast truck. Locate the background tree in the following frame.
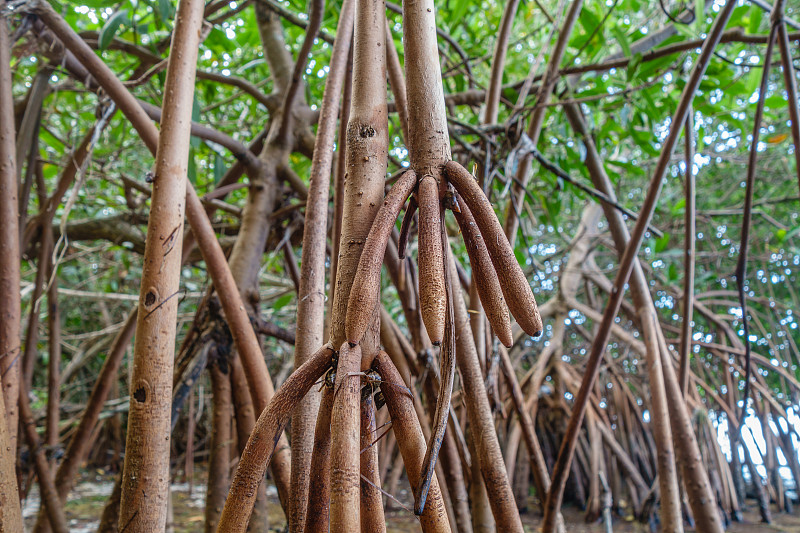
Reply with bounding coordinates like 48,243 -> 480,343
2,0 -> 800,532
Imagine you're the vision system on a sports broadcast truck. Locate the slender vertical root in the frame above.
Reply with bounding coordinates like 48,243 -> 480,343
374,351 -> 451,532
415,211 -> 456,514
303,386 -> 334,533
346,170 -> 417,345
398,196 -> 418,260
19,387 -> 69,533
360,392 -> 386,532
329,342 -> 363,531
215,345 -> 333,533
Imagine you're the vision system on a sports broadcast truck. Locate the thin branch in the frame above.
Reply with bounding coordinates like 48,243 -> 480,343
531,149 -> 664,237
736,19 -> 778,426
252,0 -> 335,43
275,0 -> 325,146
679,109 -> 696,395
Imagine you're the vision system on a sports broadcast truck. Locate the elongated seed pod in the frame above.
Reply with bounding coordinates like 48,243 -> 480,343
452,194 -> 513,347
398,196 -> 418,260
346,170 -> 418,345
444,160 -> 542,337
417,175 -> 446,345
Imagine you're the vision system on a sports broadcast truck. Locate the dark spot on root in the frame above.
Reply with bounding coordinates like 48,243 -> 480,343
359,125 -> 376,138
144,291 -> 156,307
134,387 -> 147,403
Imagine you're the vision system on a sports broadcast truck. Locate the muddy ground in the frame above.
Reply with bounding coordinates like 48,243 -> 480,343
20,471 -> 800,532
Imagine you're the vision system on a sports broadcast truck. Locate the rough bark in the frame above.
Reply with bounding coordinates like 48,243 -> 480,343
403,0 -> 451,178
328,0 -> 387,357
0,10 -> 22,530
0,1 -> 22,463
329,342 -> 362,531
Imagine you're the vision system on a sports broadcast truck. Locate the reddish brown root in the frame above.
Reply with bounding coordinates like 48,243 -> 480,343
374,351 -> 452,533
329,342 -> 362,531
215,345 -> 334,533
346,170 -> 417,345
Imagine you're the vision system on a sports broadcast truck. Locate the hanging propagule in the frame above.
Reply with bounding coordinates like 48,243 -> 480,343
345,163 -> 543,350
343,145 -> 544,517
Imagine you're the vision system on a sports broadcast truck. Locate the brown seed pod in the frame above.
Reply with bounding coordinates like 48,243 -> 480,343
345,170 -> 418,345
417,175 -> 446,345
452,194 -> 513,347
444,160 -> 542,337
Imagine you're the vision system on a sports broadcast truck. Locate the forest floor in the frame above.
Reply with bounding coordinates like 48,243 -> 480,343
19,470 -> 800,532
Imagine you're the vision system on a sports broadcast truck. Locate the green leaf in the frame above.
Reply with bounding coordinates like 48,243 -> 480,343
612,27 -> 631,59
191,95 -> 201,123
655,233 -> 670,253
670,198 -> 686,216
668,263 -> 678,282
273,293 -> 293,310
449,0 -> 469,25
157,0 -> 175,22
693,0 -> 704,31
99,10 -> 129,51
747,3 -> 763,33
187,148 -> 197,183
579,7 -> 601,35
214,154 -> 225,184
777,226 -> 800,243
626,52 -> 642,83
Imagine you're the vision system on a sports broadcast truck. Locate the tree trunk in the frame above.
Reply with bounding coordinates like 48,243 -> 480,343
205,361 -> 232,533
0,0 -> 22,472
639,309 -> 682,532
119,1 -> 204,529
288,0 -> 354,529
0,11 -> 23,530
